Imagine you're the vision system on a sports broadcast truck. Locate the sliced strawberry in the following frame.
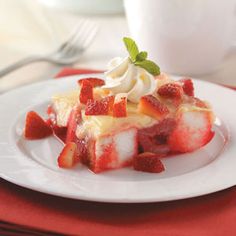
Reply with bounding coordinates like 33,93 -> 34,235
105,96 -> 115,115
78,77 -> 105,87
85,99 -> 107,116
133,152 -> 165,173
85,96 -> 114,116
24,111 -> 52,139
138,95 -> 169,120
75,138 -> 88,165
58,142 -> 77,168
65,106 -> 82,143
180,78 -> 194,96
168,108 -> 214,153
79,80 -> 93,104
157,83 -> 183,99
113,94 -> 127,118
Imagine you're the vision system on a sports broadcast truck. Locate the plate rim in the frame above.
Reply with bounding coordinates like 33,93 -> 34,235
0,73 -> 235,203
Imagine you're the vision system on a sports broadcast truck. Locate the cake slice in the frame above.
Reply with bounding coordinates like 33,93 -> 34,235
24,37 -> 215,174
46,73 -> 214,173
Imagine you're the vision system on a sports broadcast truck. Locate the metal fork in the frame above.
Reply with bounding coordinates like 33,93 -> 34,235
0,20 -> 98,78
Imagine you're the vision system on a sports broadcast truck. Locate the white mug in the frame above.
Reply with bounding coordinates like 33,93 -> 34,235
124,0 -> 236,75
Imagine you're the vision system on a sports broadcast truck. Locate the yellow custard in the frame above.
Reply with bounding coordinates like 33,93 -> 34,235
52,89 -> 157,137
78,103 -> 157,138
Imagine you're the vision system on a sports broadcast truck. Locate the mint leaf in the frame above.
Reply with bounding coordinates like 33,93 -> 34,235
136,51 -> 148,62
123,37 -> 139,62
135,60 -> 160,76
123,37 -> 161,75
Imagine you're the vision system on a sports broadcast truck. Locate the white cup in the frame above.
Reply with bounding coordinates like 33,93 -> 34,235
124,0 -> 236,75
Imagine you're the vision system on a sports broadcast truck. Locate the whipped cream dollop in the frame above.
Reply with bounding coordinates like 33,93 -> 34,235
102,57 -> 157,103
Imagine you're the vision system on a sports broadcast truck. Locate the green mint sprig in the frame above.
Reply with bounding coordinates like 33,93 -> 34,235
123,37 -> 160,76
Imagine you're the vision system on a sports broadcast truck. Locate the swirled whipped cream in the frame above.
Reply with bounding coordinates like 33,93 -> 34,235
102,57 -> 157,103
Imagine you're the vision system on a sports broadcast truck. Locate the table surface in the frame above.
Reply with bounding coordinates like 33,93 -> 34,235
0,12 -> 235,93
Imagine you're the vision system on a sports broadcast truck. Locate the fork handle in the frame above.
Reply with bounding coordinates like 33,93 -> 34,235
0,55 -> 45,78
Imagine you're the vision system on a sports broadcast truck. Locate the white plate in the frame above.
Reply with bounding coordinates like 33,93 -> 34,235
0,74 -> 235,203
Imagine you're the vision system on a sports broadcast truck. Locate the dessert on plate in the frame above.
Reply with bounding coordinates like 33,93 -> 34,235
24,37 -> 215,173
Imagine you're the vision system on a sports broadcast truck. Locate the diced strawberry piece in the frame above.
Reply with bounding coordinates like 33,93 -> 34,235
79,80 -> 93,104
85,100 -> 107,116
157,83 -> 183,99
113,94 -> 127,117
24,111 -> 52,139
180,78 -> 194,96
78,77 -> 105,87
75,138 -> 88,165
58,142 -> 77,168
168,109 -> 214,153
133,152 -> 165,173
105,96 -> 115,115
65,106 -> 82,143
85,96 -> 115,116
138,95 -> 169,120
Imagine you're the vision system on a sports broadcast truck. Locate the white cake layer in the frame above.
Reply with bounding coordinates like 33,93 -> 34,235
94,127 -> 137,170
